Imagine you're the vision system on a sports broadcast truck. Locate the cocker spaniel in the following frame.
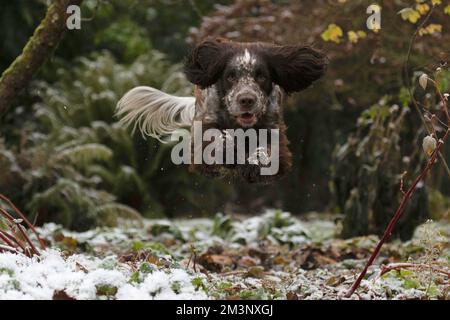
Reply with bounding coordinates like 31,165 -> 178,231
116,38 -> 327,184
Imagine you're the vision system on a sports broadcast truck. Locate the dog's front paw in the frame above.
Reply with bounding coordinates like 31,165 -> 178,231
238,164 -> 280,184
239,147 -> 280,183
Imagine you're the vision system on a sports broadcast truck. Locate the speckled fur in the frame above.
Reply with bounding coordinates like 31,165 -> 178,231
184,38 -> 327,184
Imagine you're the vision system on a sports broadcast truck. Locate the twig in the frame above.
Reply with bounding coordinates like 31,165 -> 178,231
346,75 -> 450,297
399,171 -> 407,195
0,231 -> 16,248
0,194 -> 45,249
0,228 -> 28,253
0,194 -> 46,257
1,207 -> 38,253
187,244 -> 198,272
428,78 -> 450,123
346,131 -> 449,297
403,6 -> 450,180
347,7 -> 450,297
16,224 -> 40,257
0,244 -> 21,255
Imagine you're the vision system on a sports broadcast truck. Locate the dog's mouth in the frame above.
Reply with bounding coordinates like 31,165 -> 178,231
236,112 -> 258,127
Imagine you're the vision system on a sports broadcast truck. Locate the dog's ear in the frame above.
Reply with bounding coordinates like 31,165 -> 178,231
184,38 -> 231,88
263,45 -> 328,94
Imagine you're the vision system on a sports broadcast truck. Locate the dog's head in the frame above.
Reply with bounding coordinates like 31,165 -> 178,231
184,38 -> 328,127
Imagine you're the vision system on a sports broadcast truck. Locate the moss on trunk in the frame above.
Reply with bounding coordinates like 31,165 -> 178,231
0,0 -> 83,117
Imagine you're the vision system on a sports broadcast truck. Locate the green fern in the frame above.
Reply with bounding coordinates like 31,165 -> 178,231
52,143 -> 113,166
0,49 -> 231,230
95,203 -> 143,227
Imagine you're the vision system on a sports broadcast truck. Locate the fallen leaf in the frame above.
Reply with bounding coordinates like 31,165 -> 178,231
53,290 -> 76,300
246,266 -> 265,278
238,256 -> 259,267
286,291 -> 299,300
197,253 -> 233,272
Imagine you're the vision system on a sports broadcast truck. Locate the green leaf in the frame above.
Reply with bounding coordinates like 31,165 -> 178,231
96,284 -> 118,297
403,278 -> 420,289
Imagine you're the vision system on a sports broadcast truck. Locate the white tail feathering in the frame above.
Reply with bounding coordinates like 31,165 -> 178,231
115,86 -> 195,142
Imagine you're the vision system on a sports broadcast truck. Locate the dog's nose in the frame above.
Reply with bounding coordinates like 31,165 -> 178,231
237,93 -> 256,109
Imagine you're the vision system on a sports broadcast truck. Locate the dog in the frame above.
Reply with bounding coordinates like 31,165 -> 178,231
116,38 -> 327,184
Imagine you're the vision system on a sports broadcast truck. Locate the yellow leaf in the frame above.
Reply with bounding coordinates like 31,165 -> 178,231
398,8 -> 421,23
427,23 -> 442,33
431,0 -> 441,5
321,24 -> 343,43
357,31 -> 367,38
419,23 -> 442,36
347,31 -> 358,43
445,5 -> 450,15
347,30 -> 367,44
415,3 -> 430,14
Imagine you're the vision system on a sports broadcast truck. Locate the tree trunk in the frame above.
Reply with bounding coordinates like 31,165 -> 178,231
0,0 -> 83,117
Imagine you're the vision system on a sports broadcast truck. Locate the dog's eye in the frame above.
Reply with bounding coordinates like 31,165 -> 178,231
257,75 -> 266,83
227,73 -> 236,83
255,71 -> 266,83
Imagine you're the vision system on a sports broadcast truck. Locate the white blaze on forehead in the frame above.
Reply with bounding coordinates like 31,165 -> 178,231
235,49 -> 256,69
243,49 -> 255,64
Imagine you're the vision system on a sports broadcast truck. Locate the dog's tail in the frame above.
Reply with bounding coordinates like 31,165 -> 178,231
115,86 -> 195,142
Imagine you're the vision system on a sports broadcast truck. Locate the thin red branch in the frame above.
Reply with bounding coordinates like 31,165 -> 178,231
346,134 -> 448,297
346,78 -> 450,297
0,230 -> 16,248
0,208 -> 30,252
0,208 -> 33,253
16,224 -> 40,256
429,78 -> 450,123
0,244 -> 21,254
0,194 -> 46,256
0,229 -> 28,253
0,194 -> 45,249
0,207 -> 15,220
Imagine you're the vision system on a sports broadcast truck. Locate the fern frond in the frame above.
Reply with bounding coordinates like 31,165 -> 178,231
95,203 -> 143,227
95,203 -> 142,220
52,143 -> 113,165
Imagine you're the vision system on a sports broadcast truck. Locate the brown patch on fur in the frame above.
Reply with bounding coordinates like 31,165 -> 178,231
193,86 -> 204,106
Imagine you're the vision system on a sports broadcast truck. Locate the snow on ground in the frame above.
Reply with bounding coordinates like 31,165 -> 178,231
0,210 -> 448,300
0,249 -> 206,300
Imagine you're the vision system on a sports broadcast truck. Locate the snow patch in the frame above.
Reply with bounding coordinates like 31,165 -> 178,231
0,249 -> 206,300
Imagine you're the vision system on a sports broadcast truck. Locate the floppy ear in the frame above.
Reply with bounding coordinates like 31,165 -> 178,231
184,38 -> 231,88
264,45 -> 328,94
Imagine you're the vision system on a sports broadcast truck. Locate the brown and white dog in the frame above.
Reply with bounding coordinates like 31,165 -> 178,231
116,38 -> 327,184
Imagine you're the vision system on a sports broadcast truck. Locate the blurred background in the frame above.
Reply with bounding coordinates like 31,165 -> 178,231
0,0 -> 449,239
